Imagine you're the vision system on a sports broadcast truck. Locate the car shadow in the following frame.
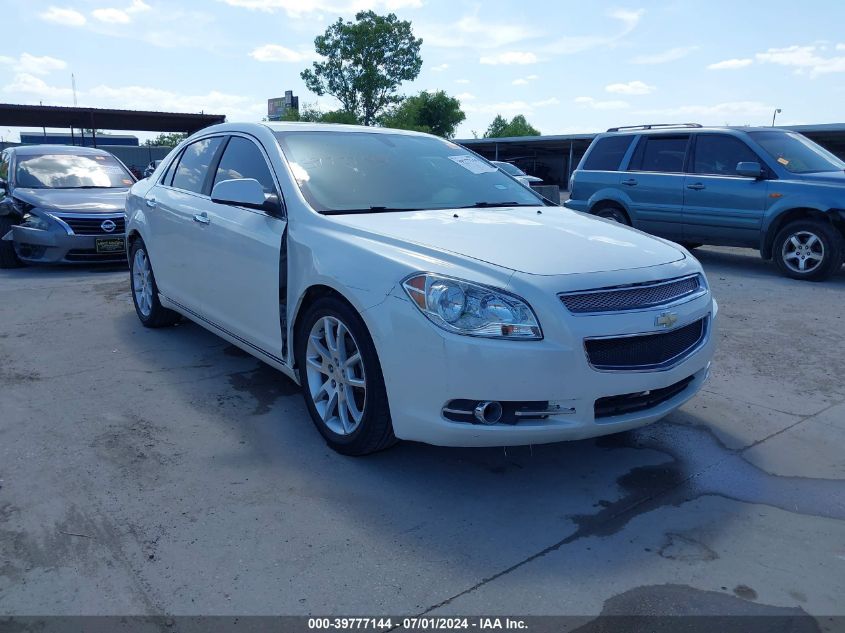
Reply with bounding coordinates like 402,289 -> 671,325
693,246 -> 845,285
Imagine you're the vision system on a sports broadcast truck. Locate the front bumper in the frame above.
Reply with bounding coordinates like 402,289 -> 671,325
365,278 -> 717,447
2,224 -> 127,265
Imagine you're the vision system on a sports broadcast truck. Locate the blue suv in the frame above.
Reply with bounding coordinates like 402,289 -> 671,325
565,123 -> 845,281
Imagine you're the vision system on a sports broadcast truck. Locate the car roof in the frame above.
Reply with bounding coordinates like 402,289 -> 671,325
603,125 -> 791,137
10,144 -> 116,156
193,121 -> 440,140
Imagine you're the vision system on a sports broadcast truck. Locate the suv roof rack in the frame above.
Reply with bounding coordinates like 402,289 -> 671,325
606,123 -> 702,132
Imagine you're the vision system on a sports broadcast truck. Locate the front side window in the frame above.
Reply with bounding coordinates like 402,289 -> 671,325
274,131 -> 542,214
583,135 -> 633,171
693,135 -> 760,176
629,135 -> 689,173
748,131 -> 845,174
171,137 -> 223,193
14,153 -> 134,189
214,136 -> 278,195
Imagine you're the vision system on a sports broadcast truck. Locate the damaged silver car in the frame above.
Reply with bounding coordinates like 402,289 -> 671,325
0,145 -> 135,267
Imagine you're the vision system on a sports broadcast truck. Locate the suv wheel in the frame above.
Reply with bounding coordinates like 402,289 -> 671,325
129,239 -> 181,327
594,205 -> 630,225
0,216 -> 23,268
773,219 -> 843,281
296,296 -> 396,456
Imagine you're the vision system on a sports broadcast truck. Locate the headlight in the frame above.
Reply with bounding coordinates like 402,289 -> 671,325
402,273 -> 542,340
21,212 -> 51,231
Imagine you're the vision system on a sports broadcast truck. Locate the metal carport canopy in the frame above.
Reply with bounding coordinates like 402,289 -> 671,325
0,103 -> 226,133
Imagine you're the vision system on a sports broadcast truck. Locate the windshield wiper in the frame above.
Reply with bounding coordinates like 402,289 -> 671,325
459,201 -> 537,208
322,206 -> 426,215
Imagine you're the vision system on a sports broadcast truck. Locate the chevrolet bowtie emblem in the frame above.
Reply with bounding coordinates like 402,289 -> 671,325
655,312 -> 679,328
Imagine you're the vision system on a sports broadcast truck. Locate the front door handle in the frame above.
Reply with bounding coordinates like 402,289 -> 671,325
145,197 -> 157,208
193,212 -> 210,225
622,178 -> 638,186
687,183 -> 706,191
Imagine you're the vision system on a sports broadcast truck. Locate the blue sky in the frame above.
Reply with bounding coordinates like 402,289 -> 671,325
2,0 -> 845,142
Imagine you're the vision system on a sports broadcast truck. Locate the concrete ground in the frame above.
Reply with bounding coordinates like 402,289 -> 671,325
1,247 -> 844,625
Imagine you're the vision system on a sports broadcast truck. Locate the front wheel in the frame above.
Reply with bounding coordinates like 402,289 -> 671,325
129,239 -> 180,327
772,220 -> 843,281
594,206 -> 630,225
295,296 -> 396,456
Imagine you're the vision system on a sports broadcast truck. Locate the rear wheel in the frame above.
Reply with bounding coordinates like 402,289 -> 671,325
129,239 -> 180,327
772,219 -> 843,281
593,205 -> 630,225
296,296 -> 396,456
0,216 -> 22,268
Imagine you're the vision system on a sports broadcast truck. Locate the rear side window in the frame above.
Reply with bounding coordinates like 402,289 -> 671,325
213,136 -> 278,195
582,136 -> 633,171
693,135 -> 759,176
171,137 -> 223,194
629,135 -> 689,173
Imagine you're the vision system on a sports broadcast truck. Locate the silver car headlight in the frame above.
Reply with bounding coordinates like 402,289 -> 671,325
402,273 -> 542,340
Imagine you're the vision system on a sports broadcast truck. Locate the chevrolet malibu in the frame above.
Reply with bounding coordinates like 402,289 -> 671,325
125,123 -> 717,455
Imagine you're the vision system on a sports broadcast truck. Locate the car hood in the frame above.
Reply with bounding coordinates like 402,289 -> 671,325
330,206 -> 685,275
797,170 -> 845,185
13,187 -> 129,214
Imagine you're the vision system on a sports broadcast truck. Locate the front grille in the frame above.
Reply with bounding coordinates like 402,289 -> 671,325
595,375 -> 694,419
65,249 -> 127,262
57,215 -> 125,235
560,275 -> 703,314
585,318 -> 706,370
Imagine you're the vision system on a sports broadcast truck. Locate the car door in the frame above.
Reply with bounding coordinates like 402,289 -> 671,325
144,136 -> 225,309
187,134 -> 287,360
682,133 -> 768,246
622,134 -> 689,240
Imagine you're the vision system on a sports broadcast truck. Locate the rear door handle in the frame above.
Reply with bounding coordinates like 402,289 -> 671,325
687,183 -> 706,191
622,178 -> 638,186
193,212 -> 210,225
145,197 -> 157,208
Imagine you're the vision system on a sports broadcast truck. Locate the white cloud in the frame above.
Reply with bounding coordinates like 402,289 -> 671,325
630,46 -> 698,65
418,13 -> 536,50
92,0 -> 151,24
532,97 -> 559,107
454,79 -> 470,84
39,6 -> 87,26
456,92 -> 476,101
756,44 -> 845,77
249,44 -> 312,62
544,8 -> 643,55
635,100 -> 773,122
480,51 -> 537,65
221,0 -> 422,18
431,63 -> 449,72
0,53 -> 67,75
707,58 -> 753,70
574,96 -> 630,110
464,97 -> 559,115
512,78 -> 528,86
3,73 -> 75,101
605,80 -> 654,95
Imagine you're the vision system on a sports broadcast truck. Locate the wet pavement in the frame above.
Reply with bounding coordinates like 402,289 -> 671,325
1,247 -> 844,624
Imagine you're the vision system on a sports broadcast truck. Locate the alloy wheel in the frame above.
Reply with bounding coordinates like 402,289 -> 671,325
781,230 -> 824,274
132,248 -> 153,317
305,316 -> 367,436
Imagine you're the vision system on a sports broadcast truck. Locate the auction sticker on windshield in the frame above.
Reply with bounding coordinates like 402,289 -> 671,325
448,155 -> 498,174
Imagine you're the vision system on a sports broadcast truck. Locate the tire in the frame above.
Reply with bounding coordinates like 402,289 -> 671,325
129,239 -> 180,327
772,219 -> 843,281
0,216 -> 23,268
593,205 -> 630,225
295,296 -> 396,456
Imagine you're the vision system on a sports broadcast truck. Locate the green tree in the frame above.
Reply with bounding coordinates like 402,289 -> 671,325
484,114 -> 540,138
144,132 -> 187,147
281,103 -> 359,124
301,11 -> 423,126
380,90 -> 465,138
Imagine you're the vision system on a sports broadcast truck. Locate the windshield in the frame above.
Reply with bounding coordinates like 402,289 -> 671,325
493,161 -> 526,176
748,131 -> 845,174
15,153 -> 135,189
274,131 -> 543,214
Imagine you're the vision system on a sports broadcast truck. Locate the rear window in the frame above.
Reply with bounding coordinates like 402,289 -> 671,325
582,135 -> 634,171
629,135 -> 689,173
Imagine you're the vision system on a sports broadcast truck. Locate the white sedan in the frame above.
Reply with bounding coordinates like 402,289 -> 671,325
125,122 -> 717,455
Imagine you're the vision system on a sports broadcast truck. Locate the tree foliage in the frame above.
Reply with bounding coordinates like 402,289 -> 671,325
484,114 -> 540,138
280,103 -> 359,125
144,132 -> 187,147
300,11 -> 423,126
380,90 -> 466,138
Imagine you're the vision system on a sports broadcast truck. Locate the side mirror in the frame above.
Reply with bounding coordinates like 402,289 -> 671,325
211,178 -> 283,216
736,161 -> 762,179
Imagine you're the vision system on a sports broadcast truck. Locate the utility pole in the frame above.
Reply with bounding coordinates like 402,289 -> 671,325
772,108 -> 782,127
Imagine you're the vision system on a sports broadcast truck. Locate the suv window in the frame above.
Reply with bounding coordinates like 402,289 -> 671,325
171,137 -> 223,194
583,136 -> 634,171
629,135 -> 689,173
693,135 -> 759,176
213,136 -> 277,195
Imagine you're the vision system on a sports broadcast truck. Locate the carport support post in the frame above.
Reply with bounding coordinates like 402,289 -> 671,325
495,143 -> 499,161
70,127 -> 75,146
90,113 -> 97,148
567,141 -> 574,190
